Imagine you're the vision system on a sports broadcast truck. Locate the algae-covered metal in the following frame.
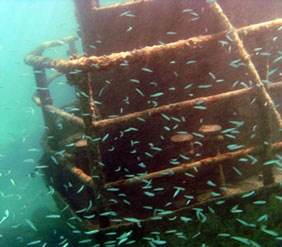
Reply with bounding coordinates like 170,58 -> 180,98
24,0 -> 282,245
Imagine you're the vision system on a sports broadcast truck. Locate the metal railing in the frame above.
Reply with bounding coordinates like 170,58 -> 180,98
24,1 -> 282,229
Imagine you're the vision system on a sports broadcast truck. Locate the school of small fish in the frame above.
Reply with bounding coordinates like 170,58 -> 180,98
1,0 -> 282,246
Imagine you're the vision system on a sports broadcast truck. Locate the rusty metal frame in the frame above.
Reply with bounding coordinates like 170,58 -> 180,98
24,1 -> 282,229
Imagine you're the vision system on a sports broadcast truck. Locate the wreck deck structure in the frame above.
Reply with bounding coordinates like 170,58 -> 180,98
24,0 -> 282,246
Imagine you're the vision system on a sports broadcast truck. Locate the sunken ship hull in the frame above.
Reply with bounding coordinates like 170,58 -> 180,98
25,0 -> 282,246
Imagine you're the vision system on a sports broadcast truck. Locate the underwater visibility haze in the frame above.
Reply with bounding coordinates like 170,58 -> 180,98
1,0 -> 282,246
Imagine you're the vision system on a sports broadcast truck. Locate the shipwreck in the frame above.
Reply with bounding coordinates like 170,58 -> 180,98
24,0 -> 282,246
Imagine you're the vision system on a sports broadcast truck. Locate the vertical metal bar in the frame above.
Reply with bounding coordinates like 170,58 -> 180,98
199,125 -> 226,192
209,2 -> 277,186
74,71 -> 110,228
209,2 -> 282,130
33,66 -> 57,149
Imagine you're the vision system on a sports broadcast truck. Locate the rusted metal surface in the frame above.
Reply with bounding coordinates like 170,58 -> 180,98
24,19 -> 282,72
24,0 -> 282,235
45,105 -> 84,127
74,72 -> 110,227
90,82 -> 282,132
209,2 -> 279,186
210,2 -> 282,130
105,142 -> 282,189
76,0 -> 282,56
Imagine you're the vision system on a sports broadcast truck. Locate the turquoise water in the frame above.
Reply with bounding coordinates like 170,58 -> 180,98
0,0 -> 282,246
0,0 -> 79,245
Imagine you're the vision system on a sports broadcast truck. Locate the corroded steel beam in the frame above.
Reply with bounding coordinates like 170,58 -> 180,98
42,137 -> 282,191
24,19 -> 282,73
73,72 -> 110,228
209,2 -> 280,186
91,82 -> 282,132
25,36 -> 78,57
45,105 -> 84,128
105,141 -> 282,189
211,2 -> 282,131
32,72 -> 63,106
41,137 -> 94,187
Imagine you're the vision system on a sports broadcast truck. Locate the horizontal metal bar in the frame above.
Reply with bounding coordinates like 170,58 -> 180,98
105,141 -> 282,189
44,105 -> 84,127
25,36 -> 78,57
92,81 -> 282,132
24,19 -> 282,72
